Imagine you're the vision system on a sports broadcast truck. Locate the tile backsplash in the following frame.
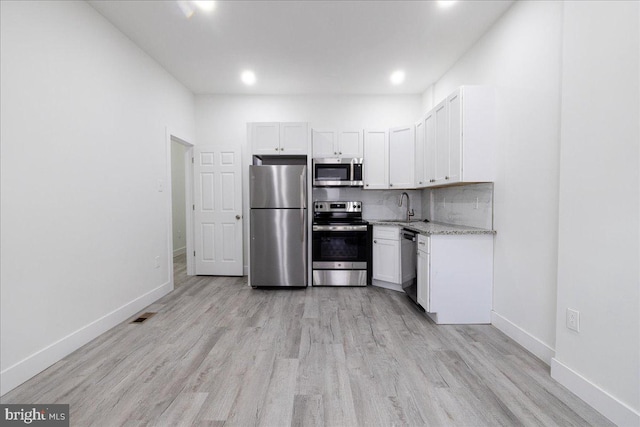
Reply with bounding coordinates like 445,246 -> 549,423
422,183 -> 494,229
312,188 -> 422,220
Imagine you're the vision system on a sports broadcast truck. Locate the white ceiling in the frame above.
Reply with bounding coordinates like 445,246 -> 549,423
88,1 -> 513,95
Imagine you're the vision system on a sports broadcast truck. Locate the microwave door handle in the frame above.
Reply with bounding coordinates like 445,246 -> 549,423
350,158 -> 355,182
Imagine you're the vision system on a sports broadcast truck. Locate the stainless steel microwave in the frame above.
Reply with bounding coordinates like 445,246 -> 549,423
312,158 -> 364,187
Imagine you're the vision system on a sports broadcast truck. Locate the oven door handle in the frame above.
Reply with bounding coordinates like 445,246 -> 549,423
312,225 -> 368,231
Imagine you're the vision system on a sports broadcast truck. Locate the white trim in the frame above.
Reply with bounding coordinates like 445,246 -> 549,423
0,281 -> 172,396
173,246 -> 186,257
244,265 -> 249,276
491,310 -> 555,365
551,358 -> 640,427
372,279 -> 404,293
184,145 -> 195,276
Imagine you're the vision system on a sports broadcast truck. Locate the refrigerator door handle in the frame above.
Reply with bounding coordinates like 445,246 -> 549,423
300,171 -> 305,242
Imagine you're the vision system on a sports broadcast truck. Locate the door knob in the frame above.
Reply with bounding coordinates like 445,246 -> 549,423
236,215 -> 241,220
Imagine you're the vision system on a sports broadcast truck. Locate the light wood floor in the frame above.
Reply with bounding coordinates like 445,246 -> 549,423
2,254 -> 612,426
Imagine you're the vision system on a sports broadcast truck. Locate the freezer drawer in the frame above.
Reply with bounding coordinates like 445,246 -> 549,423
250,208 -> 307,287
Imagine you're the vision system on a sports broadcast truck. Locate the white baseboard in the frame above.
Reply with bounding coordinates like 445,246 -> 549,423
0,281 -> 173,396
551,358 -> 640,427
372,279 -> 404,293
491,311 -> 555,365
173,246 -> 186,257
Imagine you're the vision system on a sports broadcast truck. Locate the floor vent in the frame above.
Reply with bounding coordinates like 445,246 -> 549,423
130,312 -> 156,324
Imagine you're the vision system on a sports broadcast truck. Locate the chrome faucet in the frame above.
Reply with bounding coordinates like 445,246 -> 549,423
398,192 -> 415,222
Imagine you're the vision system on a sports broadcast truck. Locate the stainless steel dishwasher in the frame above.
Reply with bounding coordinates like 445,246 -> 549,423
400,228 -> 419,305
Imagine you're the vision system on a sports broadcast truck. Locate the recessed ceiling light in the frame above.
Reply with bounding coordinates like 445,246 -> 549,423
241,70 -> 256,86
390,70 -> 405,85
438,1 -> 457,8
193,1 -> 215,13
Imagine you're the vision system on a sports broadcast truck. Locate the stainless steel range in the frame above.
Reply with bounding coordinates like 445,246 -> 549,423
312,201 -> 370,287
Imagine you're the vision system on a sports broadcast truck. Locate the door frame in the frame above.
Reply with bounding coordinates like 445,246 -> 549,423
166,128 -> 195,282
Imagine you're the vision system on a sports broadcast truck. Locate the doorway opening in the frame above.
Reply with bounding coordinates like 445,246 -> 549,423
168,133 -> 194,287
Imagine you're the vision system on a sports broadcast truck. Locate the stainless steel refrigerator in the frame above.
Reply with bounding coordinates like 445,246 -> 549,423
250,165 -> 307,287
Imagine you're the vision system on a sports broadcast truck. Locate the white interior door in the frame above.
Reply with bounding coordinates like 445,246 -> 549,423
193,146 -> 243,276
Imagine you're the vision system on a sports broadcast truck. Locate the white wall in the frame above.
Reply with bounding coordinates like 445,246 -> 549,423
424,1 -> 563,363
0,1 -> 195,395
196,95 -> 421,144
552,2 -> 639,425
171,141 -> 187,256
195,94 -> 422,268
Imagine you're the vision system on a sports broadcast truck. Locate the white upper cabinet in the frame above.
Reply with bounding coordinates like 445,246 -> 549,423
424,86 -> 495,186
388,125 -> 415,189
433,100 -> 449,184
447,90 -> 462,183
414,117 -> 425,187
363,129 -> 389,189
311,129 -> 336,157
251,122 -> 281,155
312,129 -> 363,157
250,122 -> 308,155
424,109 -> 436,186
279,122 -> 308,155
338,130 -> 363,157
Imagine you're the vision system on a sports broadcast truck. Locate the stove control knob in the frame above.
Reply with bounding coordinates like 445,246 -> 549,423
353,204 -> 357,209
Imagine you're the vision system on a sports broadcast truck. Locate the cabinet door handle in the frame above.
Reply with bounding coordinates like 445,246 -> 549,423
373,240 -> 377,244
445,176 -> 449,180
390,183 -> 393,187
334,152 -> 337,155
418,181 -> 422,184
366,183 -> 370,187
281,148 -> 284,151
275,147 -> 279,151
419,241 -> 425,246
339,152 -> 342,155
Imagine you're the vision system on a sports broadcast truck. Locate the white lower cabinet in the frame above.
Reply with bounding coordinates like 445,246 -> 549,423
417,235 -> 430,311
417,233 -> 493,324
372,226 -> 401,287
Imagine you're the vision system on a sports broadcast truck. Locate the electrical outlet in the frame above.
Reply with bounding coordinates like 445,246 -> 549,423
566,308 -> 580,332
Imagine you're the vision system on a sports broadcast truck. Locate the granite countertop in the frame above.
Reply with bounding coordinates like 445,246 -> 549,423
368,220 -> 496,235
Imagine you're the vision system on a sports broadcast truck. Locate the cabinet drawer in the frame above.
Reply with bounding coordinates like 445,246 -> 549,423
373,226 -> 400,240
417,235 -> 429,253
